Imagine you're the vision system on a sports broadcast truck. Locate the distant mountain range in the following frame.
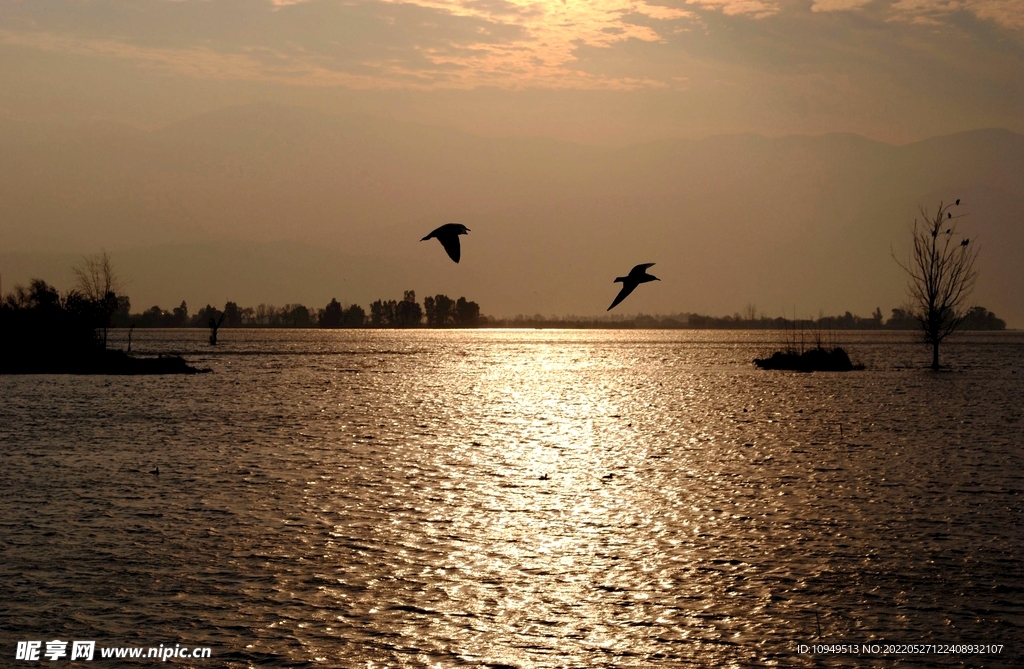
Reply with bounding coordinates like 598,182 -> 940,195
1,103 -> 1021,325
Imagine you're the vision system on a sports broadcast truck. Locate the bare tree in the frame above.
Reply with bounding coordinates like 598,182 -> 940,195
74,251 -> 121,349
894,201 -> 978,370
74,250 -> 119,302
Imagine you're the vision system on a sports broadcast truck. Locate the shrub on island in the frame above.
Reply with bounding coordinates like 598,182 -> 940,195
754,347 -> 864,372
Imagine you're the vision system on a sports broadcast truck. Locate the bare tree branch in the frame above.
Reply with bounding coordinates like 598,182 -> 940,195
893,201 -> 978,370
74,251 -> 120,302
73,251 -> 121,350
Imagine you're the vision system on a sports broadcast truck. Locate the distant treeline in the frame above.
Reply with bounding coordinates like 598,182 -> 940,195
486,307 -> 1006,330
3,277 -> 1007,333
111,290 -> 482,328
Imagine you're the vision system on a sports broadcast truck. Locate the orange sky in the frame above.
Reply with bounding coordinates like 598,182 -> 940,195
1,0 -> 1022,144
1,1 -> 1022,322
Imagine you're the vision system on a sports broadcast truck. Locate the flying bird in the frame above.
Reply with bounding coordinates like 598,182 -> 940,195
607,263 -> 660,311
421,223 -> 470,263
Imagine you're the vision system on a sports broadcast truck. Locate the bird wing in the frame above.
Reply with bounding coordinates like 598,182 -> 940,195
607,281 -> 637,311
628,263 -> 656,277
421,224 -> 446,241
437,234 -> 462,263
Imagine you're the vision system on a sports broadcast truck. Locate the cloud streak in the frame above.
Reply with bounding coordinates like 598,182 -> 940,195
0,29 -> 392,88
0,0 -> 702,89
0,0 -> 1021,94
687,0 -> 780,18
368,0 -> 697,87
810,0 -> 1024,28
811,0 -> 874,12
892,0 -> 1024,29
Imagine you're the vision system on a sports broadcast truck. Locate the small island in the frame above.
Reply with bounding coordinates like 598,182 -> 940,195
2,348 -> 206,375
754,346 -> 864,372
1,277 -> 204,375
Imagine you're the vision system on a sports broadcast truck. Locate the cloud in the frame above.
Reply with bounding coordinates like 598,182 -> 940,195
0,0 -> 699,90
371,0 -> 695,83
890,0 -> 1024,28
686,0 -> 781,18
811,0 -> 875,12
0,0 -> 1021,97
0,29 -> 391,87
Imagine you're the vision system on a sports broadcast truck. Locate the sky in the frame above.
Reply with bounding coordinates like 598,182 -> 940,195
1,0 -> 1023,145
0,0 -> 1022,323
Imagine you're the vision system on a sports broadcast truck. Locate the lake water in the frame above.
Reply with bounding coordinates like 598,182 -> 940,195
1,329 -> 1022,667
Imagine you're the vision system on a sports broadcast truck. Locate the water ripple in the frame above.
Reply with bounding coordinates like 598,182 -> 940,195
2,329 -> 1022,667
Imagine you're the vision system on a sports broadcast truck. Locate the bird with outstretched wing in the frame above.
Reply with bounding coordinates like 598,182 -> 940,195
608,263 -> 660,311
421,223 -> 470,263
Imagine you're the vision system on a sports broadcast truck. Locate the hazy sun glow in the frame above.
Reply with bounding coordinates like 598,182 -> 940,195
372,0 -> 694,88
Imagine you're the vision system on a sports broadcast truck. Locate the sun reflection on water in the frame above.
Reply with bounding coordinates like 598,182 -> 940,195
2,330 -> 1023,667
381,331 -> 707,665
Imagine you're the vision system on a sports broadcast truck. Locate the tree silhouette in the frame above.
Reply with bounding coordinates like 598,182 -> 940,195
961,306 -> 1005,330
342,304 -> 365,327
370,292 -> 422,327
1,279 -> 106,371
454,297 -> 480,327
172,301 -> 189,327
424,294 -> 455,327
424,296 -> 436,326
73,251 -> 121,349
894,201 -> 979,370
396,291 -> 422,327
279,304 -> 312,327
370,299 -> 395,327
320,298 -> 344,328
208,312 -> 225,345
192,304 -> 223,328
115,295 -> 131,326
319,299 -> 364,328
223,301 -> 242,327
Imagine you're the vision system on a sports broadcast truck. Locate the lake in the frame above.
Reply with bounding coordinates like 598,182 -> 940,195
1,329 -> 1022,667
